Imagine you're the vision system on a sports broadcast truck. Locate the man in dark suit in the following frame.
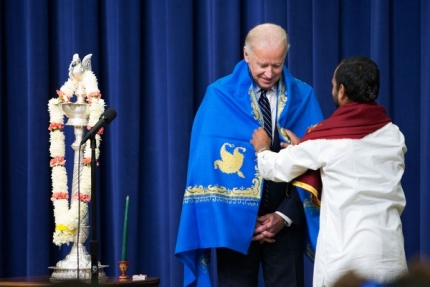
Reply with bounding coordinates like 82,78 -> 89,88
214,23 -> 323,287
175,23 -> 323,287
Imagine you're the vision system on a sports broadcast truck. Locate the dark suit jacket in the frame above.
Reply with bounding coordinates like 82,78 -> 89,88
257,128 -> 306,249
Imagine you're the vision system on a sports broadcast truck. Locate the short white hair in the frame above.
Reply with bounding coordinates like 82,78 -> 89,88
244,23 -> 290,58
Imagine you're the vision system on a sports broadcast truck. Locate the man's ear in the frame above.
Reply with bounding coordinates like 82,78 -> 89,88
338,84 -> 351,103
243,47 -> 249,63
339,84 -> 347,99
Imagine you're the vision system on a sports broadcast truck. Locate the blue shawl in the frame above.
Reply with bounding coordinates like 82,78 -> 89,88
175,60 -> 323,286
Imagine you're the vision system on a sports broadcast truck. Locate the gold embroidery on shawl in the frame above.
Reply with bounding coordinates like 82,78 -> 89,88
184,166 -> 262,200
293,180 -> 321,207
276,78 -> 291,144
185,83 -> 294,203
250,87 -> 263,126
279,128 -> 291,144
214,143 -> 246,178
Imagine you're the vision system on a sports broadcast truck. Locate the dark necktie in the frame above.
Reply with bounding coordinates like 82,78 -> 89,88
258,89 -> 272,211
258,89 -> 272,140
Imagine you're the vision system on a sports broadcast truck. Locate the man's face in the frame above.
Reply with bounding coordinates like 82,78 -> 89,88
244,44 -> 286,89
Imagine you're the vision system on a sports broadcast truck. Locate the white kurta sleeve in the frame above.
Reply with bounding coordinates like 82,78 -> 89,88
257,141 -> 321,183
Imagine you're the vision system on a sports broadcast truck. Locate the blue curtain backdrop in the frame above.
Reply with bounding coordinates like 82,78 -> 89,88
0,1 -> 428,286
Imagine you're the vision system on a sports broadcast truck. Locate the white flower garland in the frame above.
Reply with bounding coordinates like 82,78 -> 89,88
49,69 -> 105,246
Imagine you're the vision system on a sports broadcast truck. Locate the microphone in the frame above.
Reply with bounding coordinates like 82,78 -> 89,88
80,108 -> 117,145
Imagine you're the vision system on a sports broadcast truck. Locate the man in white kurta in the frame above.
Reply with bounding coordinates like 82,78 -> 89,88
251,56 -> 408,287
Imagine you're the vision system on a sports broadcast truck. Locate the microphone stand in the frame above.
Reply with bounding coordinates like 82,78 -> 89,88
89,135 -> 99,286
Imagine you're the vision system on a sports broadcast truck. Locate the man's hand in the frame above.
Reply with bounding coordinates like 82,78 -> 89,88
252,213 -> 286,243
251,127 -> 271,152
280,128 -> 301,148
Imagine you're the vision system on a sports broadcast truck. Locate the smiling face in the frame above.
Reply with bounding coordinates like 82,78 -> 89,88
244,42 -> 286,90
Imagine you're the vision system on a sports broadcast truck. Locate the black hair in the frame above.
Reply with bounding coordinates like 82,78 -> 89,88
335,56 -> 380,103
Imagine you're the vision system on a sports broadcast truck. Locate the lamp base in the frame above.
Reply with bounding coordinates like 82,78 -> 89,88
118,261 -> 129,279
49,266 -> 108,281
49,236 -> 108,280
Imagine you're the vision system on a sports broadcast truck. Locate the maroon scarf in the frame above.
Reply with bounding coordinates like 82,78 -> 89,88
292,102 -> 391,207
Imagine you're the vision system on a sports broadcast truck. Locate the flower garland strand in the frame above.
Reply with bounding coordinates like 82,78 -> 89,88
49,67 -> 105,246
